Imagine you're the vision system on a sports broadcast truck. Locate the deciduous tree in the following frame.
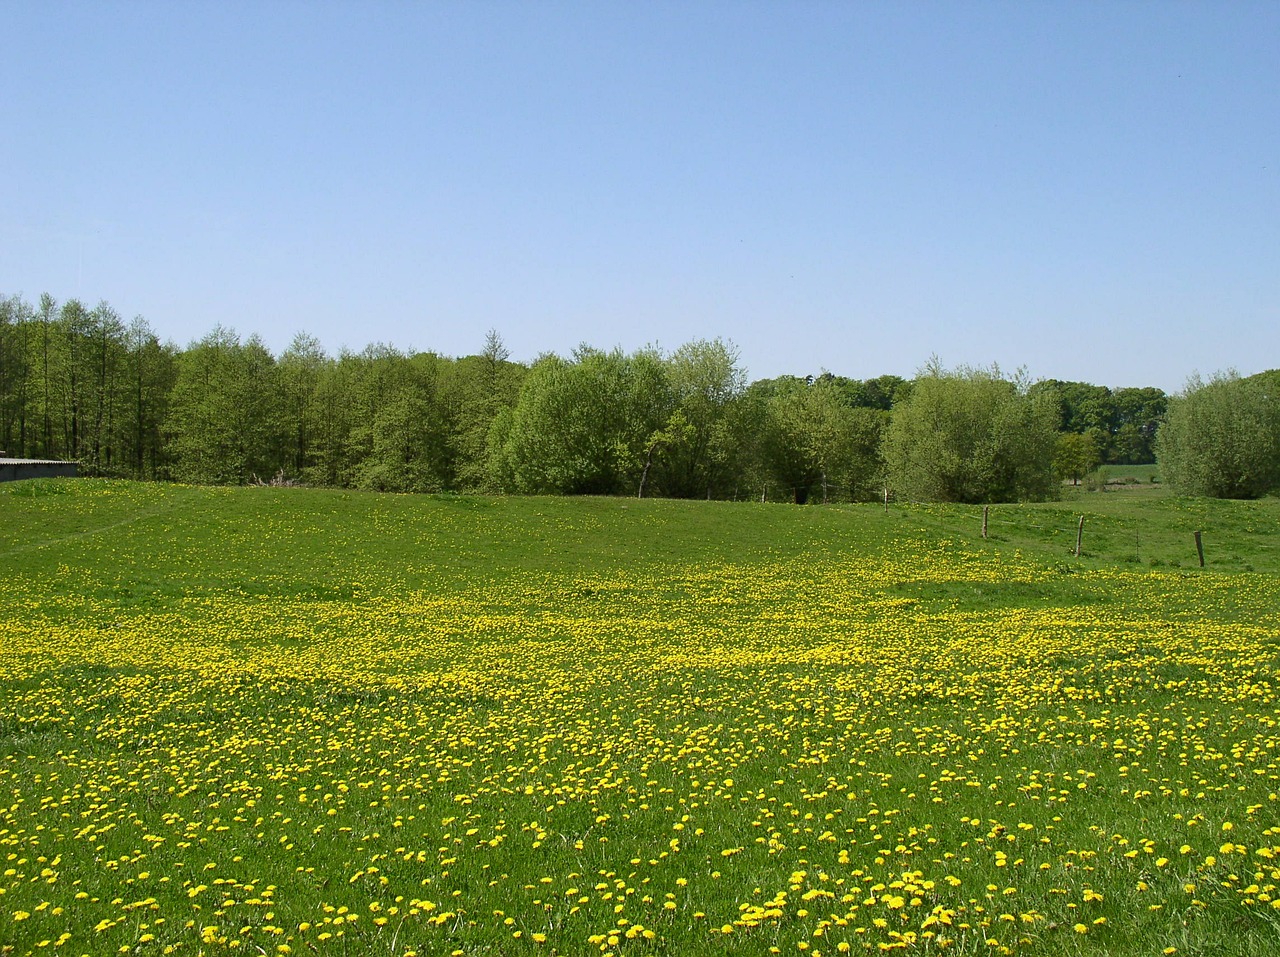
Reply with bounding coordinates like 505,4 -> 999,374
1156,371 -> 1280,499
500,347 -> 671,495
884,362 -> 1058,503
1054,431 -> 1102,486
164,328 -> 287,484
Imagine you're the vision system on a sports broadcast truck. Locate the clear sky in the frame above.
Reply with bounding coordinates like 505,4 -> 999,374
3,1 -> 1276,392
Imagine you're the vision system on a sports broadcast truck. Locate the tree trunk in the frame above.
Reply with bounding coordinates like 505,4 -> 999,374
637,439 -> 658,498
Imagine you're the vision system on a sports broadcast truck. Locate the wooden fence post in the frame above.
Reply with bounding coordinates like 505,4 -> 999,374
1195,530 -> 1205,568
1075,515 -> 1085,558
982,505 -> 989,540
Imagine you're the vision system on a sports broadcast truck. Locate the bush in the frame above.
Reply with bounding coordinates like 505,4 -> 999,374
883,362 -> 1059,503
1156,371 -> 1280,499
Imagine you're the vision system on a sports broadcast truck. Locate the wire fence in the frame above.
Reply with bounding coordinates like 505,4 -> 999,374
742,481 -> 1259,573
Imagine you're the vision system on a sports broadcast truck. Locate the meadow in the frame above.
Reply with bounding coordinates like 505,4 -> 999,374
1,480 -> 1277,956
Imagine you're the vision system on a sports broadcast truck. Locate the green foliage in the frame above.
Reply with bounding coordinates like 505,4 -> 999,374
452,331 -> 526,492
1030,380 -> 1167,464
500,347 -> 672,495
1111,386 -> 1167,463
496,341 -> 752,499
1054,430 -> 1102,485
812,372 -> 912,411
0,294 -> 34,456
1156,370 -> 1280,499
351,351 -> 456,494
122,317 -> 176,479
164,328 -> 287,484
0,295 -> 174,476
754,377 -> 887,503
278,331 -> 329,477
650,338 -> 747,498
0,290 -> 1237,511
884,362 -> 1059,503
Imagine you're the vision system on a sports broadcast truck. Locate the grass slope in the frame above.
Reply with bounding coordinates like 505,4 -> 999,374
1,480 -> 1278,957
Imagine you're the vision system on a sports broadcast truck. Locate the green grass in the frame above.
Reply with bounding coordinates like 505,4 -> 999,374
1094,464 -> 1163,486
1,479 -> 1278,957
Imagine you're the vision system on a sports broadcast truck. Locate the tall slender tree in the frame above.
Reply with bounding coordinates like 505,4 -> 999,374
453,330 -> 525,492
78,301 -> 127,474
121,317 -> 175,479
279,332 -> 329,478
0,295 -> 34,455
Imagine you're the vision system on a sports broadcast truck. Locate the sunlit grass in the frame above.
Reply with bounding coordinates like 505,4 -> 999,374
1,480 -> 1278,955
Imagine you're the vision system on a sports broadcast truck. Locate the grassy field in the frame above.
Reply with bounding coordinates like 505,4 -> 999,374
1,479 -> 1278,957
1094,465 -> 1163,487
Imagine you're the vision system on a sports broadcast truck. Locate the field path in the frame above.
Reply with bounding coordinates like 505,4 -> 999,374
0,492 -> 188,557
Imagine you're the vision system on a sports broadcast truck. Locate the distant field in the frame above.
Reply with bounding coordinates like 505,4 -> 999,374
1,480 -> 1278,956
1090,468 -> 1162,488
1094,464 -> 1162,486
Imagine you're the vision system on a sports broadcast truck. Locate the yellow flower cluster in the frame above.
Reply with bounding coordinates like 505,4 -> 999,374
1,485 -> 1278,955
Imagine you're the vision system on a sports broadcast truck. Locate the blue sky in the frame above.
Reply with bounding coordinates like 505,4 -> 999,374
3,1 -> 1276,391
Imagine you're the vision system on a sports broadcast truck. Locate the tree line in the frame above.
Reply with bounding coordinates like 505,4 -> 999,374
3,290 -> 1271,501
